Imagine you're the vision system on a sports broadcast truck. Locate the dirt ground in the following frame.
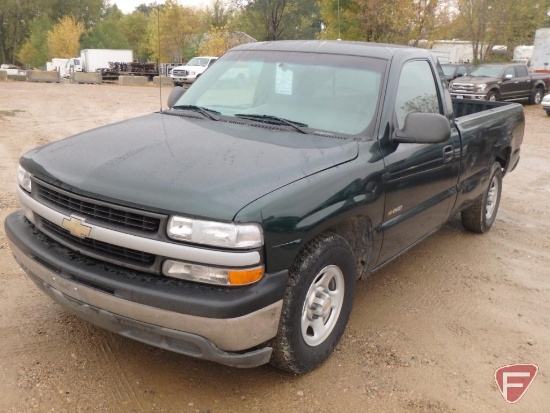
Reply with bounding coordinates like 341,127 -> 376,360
0,81 -> 549,413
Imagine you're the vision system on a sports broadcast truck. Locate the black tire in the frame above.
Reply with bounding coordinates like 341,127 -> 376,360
487,91 -> 498,102
529,87 -> 544,105
546,110 -> 550,117
461,162 -> 503,233
270,233 -> 357,374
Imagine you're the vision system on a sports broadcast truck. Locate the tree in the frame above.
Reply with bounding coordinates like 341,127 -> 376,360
18,15 -> 53,67
120,10 -> 153,61
0,0 -> 42,64
80,21 -> 131,49
198,25 -> 241,56
80,6 -> 130,50
49,0 -> 104,28
233,0 -> 320,41
47,15 -> 85,58
454,0 -> 547,63
206,0 -> 233,28
147,0 -> 202,63
319,0 -> 443,44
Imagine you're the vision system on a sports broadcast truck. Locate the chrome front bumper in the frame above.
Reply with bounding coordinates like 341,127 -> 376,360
8,235 -> 281,367
5,205 -> 287,368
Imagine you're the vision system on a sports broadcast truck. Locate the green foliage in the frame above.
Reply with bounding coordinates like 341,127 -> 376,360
0,0 -> 43,64
3,0 -> 550,67
17,15 -> 53,67
120,11 -> 152,61
207,0 -> 233,28
235,0 -> 321,41
80,21 -> 131,49
147,0 -> 203,63
47,15 -> 85,58
48,0 -> 104,28
198,25 -> 240,56
453,0 -> 548,63
318,0 -> 440,44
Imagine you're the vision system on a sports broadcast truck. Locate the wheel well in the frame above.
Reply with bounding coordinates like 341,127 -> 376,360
496,147 -> 510,171
329,216 -> 373,280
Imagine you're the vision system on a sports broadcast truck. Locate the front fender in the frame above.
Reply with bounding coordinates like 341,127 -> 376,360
234,154 -> 386,274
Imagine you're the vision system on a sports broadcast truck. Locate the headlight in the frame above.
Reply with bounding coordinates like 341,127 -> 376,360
17,165 -> 32,192
167,216 -> 263,249
189,71 -> 196,75
163,260 -> 264,286
476,84 -> 487,92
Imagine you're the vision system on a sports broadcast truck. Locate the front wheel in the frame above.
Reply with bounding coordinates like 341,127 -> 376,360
487,91 -> 498,102
546,110 -> 550,117
461,162 -> 503,233
270,233 -> 357,374
529,87 -> 544,105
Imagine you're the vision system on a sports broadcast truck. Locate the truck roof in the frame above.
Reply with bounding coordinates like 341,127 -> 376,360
231,40 -> 427,60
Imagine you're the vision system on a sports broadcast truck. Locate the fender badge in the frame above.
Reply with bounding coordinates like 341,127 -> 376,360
61,216 -> 92,239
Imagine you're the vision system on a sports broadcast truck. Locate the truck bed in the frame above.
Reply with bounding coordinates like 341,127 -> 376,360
449,98 -> 524,216
452,98 -> 513,118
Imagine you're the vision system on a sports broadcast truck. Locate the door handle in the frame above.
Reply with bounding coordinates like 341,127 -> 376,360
443,145 -> 454,162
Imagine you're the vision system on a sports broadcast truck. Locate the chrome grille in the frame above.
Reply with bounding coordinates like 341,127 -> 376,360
172,69 -> 188,77
42,218 -> 155,265
36,183 -> 160,233
450,83 -> 475,94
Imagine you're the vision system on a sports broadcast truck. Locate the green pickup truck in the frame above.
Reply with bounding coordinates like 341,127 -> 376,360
5,41 -> 524,374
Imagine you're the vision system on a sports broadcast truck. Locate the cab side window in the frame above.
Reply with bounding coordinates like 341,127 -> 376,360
516,66 -> 528,77
395,60 -> 441,130
503,67 -> 515,78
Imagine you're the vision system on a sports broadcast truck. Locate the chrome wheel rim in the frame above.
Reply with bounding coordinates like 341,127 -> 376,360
485,175 -> 499,219
301,265 -> 345,346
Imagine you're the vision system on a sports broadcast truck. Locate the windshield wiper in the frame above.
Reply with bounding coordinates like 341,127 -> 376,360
234,114 -> 309,134
172,105 -> 220,121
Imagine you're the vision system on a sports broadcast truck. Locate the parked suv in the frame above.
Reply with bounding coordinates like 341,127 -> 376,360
170,56 -> 217,86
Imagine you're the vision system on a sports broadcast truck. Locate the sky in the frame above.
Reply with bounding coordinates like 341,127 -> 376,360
111,0 -> 210,14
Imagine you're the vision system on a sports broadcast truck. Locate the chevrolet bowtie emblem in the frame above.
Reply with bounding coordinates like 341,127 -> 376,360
61,216 -> 92,239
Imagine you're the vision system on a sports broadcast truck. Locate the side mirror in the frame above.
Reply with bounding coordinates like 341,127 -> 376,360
456,73 -> 463,78
167,86 -> 186,109
393,113 -> 451,144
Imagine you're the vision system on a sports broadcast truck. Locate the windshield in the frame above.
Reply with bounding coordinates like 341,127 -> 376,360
440,65 -> 456,76
469,65 -> 504,77
173,50 -> 386,136
187,57 -> 211,67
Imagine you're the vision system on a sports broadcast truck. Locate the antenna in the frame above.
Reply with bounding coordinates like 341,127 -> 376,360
337,0 -> 341,41
158,4 -> 162,111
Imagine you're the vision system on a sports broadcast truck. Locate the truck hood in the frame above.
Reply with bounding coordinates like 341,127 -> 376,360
22,113 -> 359,221
173,64 -> 204,70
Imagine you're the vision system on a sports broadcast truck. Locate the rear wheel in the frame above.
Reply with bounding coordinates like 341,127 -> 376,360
461,162 -> 503,233
270,233 -> 357,374
529,87 -> 544,105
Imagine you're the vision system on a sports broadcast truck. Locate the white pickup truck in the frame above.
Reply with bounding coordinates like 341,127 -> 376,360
170,56 -> 217,86
0,64 -> 26,76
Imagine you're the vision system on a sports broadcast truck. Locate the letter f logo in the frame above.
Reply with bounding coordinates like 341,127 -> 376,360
495,364 -> 538,403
